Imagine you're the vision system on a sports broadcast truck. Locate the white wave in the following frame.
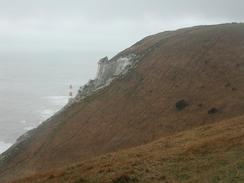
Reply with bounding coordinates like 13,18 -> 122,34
40,109 -> 55,121
38,96 -> 69,124
0,141 -> 12,154
24,126 -> 34,131
44,96 -> 69,106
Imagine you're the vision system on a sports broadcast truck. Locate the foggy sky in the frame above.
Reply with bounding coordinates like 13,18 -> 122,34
0,0 -> 243,58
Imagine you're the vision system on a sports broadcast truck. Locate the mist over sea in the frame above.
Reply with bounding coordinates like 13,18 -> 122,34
0,51 -> 101,154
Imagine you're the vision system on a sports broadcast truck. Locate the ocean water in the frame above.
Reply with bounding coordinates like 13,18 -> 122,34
0,51 -> 100,154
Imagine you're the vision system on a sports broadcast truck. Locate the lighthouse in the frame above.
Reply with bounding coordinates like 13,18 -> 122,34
69,84 -> 73,98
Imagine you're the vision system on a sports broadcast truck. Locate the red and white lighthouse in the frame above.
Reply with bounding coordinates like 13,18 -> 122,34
69,84 -> 73,98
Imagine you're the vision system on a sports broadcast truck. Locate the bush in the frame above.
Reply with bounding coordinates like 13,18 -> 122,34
175,100 -> 189,111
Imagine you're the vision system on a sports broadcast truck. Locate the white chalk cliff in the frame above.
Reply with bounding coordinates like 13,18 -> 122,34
74,54 -> 137,101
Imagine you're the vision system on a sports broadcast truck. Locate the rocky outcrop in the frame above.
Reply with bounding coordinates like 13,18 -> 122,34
74,54 -> 137,101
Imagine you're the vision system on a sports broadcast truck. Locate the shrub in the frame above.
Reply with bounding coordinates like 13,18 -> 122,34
175,100 -> 189,111
208,108 -> 218,114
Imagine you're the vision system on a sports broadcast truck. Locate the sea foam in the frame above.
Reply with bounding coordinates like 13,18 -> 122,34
0,141 -> 12,154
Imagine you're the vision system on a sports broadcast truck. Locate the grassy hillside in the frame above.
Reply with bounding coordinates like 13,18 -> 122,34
13,115 -> 244,183
2,23 -> 244,182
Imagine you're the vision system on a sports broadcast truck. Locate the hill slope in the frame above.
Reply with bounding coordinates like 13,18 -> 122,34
1,23 -> 244,182
12,114 -> 244,183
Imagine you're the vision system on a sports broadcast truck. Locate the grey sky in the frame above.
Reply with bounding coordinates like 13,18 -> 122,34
0,0 -> 243,58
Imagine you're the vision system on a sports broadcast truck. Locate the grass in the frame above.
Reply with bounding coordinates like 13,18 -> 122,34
112,175 -> 138,183
11,115 -> 244,183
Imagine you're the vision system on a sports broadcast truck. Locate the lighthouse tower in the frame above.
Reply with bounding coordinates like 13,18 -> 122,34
69,84 -> 73,98
68,84 -> 74,103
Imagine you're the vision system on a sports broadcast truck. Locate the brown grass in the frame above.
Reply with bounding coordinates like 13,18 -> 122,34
2,23 -> 244,182
11,115 -> 244,183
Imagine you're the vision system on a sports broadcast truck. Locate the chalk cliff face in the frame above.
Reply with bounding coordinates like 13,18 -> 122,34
75,54 -> 137,100
96,55 -> 136,86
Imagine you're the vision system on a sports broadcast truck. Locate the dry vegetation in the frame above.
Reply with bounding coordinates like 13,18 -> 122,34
2,23 -> 244,183
13,115 -> 244,183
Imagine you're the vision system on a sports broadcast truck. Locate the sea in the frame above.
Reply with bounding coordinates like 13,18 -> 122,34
0,51 -> 101,154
